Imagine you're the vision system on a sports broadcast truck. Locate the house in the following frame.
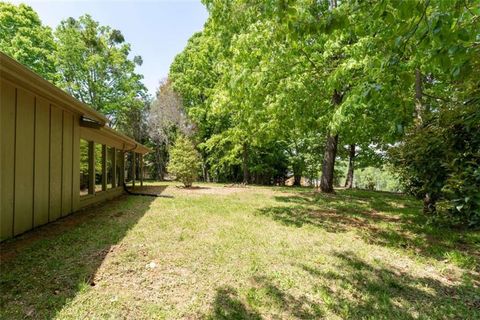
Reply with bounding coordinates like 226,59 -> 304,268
0,52 -> 149,241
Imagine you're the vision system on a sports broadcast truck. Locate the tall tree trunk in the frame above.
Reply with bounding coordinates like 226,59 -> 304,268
293,161 -> 302,186
320,134 -> 339,193
242,142 -> 249,184
415,69 -> 437,213
204,165 -> 210,183
202,157 -> 210,182
414,68 -> 424,125
155,147 -> 165,180
294,174 -> 301,186
344,144 -> 355,189
320,90 -> 342,193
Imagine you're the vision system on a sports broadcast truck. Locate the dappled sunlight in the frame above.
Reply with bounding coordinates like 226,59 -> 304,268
1,185 -> 478,318
295,251 -> 461,318
258,189 -> 480,274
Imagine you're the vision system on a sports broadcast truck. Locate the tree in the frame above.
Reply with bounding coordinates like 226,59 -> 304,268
0,2 -> 57,82
379,0 -> 480,222
170,30 -> 225,182
148,79 -> 193,180
55,14 -> 148,129
167,136 -> 202,188
168,0 -> 478,228
344,144 -> 355,189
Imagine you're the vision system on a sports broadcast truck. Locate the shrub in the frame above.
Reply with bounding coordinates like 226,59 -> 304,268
167,136 -> 202,187
390,104 -> 480,227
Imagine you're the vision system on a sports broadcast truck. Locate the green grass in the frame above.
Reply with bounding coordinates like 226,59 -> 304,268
1,183 -> 479,319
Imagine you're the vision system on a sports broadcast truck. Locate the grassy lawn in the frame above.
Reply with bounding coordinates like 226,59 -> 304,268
1,183 -> 479,319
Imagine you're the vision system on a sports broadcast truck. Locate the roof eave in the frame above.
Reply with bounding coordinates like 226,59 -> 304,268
0,52 -> 108,125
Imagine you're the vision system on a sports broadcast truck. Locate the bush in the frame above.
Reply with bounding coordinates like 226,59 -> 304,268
167,136 -> 202,187
390,104 -> 480,227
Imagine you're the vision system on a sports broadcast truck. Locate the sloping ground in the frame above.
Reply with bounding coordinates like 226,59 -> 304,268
1,183 -> 478,319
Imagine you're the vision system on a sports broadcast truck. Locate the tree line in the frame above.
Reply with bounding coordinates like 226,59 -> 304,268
2,1 -> 478,227
169,0 -> 479,226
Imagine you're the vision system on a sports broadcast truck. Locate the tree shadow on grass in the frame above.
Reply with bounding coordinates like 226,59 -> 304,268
299,251 -> 479,319
261,189 -> 480,271
204,277 -> 324,319
205,250 -> 478,319
0,195 -> 155,319
248,276 -> 324,319
205,286 -> 262,320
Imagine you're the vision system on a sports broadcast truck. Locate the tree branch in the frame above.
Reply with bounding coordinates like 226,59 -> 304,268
423,92 -> 450,102
401,0 -> 430,54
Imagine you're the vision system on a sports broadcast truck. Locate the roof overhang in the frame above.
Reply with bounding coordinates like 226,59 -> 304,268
1,52 -> 150,154
102,127 -> 151,154
0,52 -> 107,125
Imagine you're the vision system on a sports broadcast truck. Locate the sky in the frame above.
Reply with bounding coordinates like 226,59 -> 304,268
9,0 -> 209,96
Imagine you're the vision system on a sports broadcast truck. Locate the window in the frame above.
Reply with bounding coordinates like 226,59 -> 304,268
124,152 -> 133,187
107,147 -> 115,189
80,139 -> 93,196
135,153 -> 140,181
116,150 -> 123,187
95,144 -> 104,192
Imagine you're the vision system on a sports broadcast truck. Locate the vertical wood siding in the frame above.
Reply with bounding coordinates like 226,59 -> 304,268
14,88 -> 35,235
0,81 -> 80,240
62,112 -> 74,216
1,75 -> 135,241
72,115 -> 80,212
1,81 -> 16,240
33,96 -> 50,227
49,106 -> 63,222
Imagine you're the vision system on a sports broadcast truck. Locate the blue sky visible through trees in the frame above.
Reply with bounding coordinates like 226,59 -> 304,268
9,0 -> 208,95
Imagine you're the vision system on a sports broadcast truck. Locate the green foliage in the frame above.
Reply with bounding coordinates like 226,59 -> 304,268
147,79 -> 193,180
385,0 -> 480,226
4,0 -> 478,227
391,104 -> 480,227
0,2 -> 57,82
169,0 -> 479,227
442,106 -> 480,226
2,4 -> 149,144
55,14 -> 149,133
170,0 -> 416,186
167,136 -> 202,187
353,167 -> 402,192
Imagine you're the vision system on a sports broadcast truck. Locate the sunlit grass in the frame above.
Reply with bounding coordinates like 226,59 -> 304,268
1,183 -> 478,319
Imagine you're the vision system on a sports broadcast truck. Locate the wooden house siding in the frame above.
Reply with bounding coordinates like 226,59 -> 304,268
0,53 -> 149,242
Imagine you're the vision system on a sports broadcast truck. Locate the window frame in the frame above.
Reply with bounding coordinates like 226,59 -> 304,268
79,139 -> 94,197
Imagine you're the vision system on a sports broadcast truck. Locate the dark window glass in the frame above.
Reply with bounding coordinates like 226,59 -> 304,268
107,147 -> 115,189
80,139 -> 92,196
116,150 -> 123,187
124,152 -> 133,187
95,144 -> 104,192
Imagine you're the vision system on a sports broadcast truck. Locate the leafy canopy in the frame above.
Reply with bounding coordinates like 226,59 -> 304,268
0,2 -> 57,82
55,14 -> 148,130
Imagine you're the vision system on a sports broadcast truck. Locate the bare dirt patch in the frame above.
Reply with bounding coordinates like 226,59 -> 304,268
172,185 -> 249,196
126,185 -> 168,196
